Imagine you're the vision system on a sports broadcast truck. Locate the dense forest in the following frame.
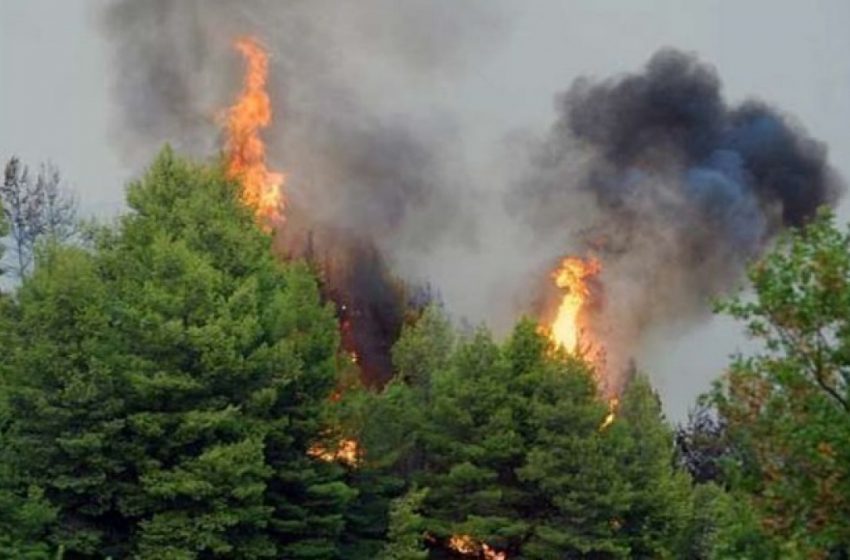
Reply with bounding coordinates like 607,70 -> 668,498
0,150 -> 848,559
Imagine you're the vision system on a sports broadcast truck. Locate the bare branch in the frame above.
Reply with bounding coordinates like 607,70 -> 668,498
1,157 -> 79,278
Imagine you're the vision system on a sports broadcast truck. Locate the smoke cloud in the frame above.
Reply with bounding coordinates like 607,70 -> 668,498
102,0 -> 501,384
101,2 -> 844,392
511,48 -> 844,387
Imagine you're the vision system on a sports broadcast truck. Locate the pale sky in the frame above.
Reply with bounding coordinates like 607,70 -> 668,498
2,0 -> 849,420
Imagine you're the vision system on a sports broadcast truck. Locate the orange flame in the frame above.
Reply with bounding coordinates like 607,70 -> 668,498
549,256 -> 601,353
308,438 -> 360,466
225,37 -> 285,222
545,256 -> 618,428
599,397 -> 619,431
448,535 -> 506,559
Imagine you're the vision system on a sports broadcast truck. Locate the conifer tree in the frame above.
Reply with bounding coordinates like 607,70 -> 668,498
613,376 -> 692,557
418,326 -> 529,554
0,148 -> 352,558
380,316 -> 695,558
511,321 -> 631,558
379,487 -> 429,560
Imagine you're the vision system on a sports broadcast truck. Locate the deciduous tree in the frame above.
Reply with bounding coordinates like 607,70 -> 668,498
711,209 -> 850,555
1,157 -> 77,278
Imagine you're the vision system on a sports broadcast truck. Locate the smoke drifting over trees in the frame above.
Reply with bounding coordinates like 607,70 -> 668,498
511,49 -> 844,385
102,0 -> 499,383
102,3 -> 843,388
102,0 -> 490,245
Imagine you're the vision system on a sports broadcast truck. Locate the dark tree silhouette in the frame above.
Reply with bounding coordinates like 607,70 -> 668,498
676,404 -> 734,484
1,157 -> 78,277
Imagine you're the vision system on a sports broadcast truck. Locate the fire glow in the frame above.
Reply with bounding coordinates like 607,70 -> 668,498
307,438 -> 359,467
548,256 -> 600,353
544,256 -> 618,430
448,534 -> 506,560
225,37 -> 285,222
221,36 -> 614,555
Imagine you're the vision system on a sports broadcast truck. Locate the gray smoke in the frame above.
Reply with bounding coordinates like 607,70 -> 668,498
101,0 -> 503,383
101,3 -> 845,392
510,48 -> 844,388
102,0 -> 501,244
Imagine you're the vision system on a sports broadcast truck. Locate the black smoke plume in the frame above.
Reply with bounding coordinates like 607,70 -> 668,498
513,48 -> 844,387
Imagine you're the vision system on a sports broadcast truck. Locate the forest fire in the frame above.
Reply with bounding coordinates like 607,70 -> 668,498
223,36 -> 406,387
222,34 -> 618,474
222,37 -> 366,470
26,5 -> 842,555
225,37 -> 285,222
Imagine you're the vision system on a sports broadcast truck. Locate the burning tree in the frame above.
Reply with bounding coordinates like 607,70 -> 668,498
547,255 -> 601,355
346,312 -> 693,558
221,36 -> 412,389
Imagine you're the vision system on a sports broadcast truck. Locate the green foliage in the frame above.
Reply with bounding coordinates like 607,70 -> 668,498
367,312 -> 693,558
680,483 -> 778,560
613,376 -> 693,558
391,305 -> 454,391
5,145 -> 847,559
0,148 -> 350,558
711,209 -> 850,556
421,325 -> 529,554
379,487 -> 429,560
0,481 -> 56,559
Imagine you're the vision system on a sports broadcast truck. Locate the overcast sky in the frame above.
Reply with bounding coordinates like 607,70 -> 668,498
2,0 -> 849,419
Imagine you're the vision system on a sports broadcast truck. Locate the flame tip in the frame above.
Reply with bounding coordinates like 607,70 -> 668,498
548,255 -> 600,355
223,35 -> 285,224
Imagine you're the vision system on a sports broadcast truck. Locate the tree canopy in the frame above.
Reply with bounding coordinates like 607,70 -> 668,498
0,149 -> 351,558
0,149 -> 848,558
708,209 -> 850,557
347,314 -> 693,558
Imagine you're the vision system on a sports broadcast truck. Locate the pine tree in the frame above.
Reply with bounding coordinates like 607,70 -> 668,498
336,309 -> 449,559
418,326 -> 529,554
0,148 -> 352,558
378,316 -> 695,558
511,321 -> 632,558
391,305 -> 455,392
379,487 -> 429,560
0,462 -> 56,559
613,376 -> 692,558
1,246 -> 126,555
